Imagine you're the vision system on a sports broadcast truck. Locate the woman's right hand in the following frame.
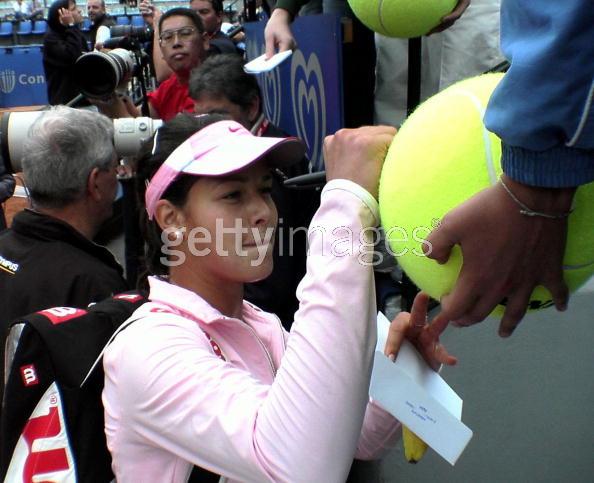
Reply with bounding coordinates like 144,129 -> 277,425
323,125 -> 396,199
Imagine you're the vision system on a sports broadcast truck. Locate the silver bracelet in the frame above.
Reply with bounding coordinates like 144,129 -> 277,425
499,177 -> 573,220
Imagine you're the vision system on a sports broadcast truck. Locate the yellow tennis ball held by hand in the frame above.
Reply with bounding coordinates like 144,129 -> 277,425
378,74 -> 594,314
347,0 -> 458,38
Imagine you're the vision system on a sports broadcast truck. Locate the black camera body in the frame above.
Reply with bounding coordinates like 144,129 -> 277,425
73,25 -> 154,100
104,25 -> 154,49
74,48 -> 136,99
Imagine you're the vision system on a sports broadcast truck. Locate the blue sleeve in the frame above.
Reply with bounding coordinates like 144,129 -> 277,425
484,0 -> 594,188
0,174 -> 16,202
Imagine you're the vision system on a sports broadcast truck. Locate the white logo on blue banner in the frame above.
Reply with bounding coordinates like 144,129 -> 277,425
247,42 -> 282,127
263,67 -> 282,126
0,69 -> 17,94
291,51 -> 326,172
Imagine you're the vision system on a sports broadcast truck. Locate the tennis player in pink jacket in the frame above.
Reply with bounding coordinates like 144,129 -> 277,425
102,113 -> 456,482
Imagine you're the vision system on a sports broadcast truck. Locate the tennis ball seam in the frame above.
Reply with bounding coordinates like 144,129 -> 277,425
563,261 -> 594,270
377,0 -> 389,36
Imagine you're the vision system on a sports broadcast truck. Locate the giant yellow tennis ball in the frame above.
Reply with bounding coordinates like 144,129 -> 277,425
379,73 -> 594,314
347,0 -> 457,38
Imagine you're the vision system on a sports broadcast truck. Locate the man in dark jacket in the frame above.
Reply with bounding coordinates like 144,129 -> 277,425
189,0 -> 237,54
43,0 -> 89,105
0,106 -> 128,399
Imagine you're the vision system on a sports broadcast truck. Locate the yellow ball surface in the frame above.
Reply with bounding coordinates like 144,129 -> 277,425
379,73 -> 594,313
347,0 -> 457,38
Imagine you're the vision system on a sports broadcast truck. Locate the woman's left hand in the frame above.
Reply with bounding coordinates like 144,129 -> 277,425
384,292 -> 457,371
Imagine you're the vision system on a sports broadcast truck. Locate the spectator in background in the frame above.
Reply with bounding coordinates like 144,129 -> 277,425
146,8 -> 209,120
87,0 -> 116,49
189,54 -> 317,327
100,8 -> 209,120
43,0 -> 89,106
12,0 -> 32,20
0,107 -> 128,400
140,0 -> 237,84
190,0 -> 236,53
29,0 -> 44,19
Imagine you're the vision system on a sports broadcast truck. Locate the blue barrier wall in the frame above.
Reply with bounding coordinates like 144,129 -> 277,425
245,14 -> 344,172
0,46 -> 48,108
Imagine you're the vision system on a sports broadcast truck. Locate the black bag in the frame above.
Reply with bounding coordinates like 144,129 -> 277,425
0,292 -> 147,482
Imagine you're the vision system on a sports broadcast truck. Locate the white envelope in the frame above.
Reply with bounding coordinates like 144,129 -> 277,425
370,312 -> 473,465
243,50 -> 293,74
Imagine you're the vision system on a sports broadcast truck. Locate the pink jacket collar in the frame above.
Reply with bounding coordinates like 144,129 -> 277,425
147,276 -> 277,327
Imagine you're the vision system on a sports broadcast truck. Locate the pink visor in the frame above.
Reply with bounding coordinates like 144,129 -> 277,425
145,120 -> 306,219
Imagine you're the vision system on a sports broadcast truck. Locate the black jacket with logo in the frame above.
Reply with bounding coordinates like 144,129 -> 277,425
0,209 -> 128,399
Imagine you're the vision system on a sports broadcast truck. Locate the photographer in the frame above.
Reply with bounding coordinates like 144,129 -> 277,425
12,0 -> 32,20
87,0 -> 116,49
0,106 -> 128,400
96,8 -> 209,121
140,0 -> 237,83
43,0 -> 90,105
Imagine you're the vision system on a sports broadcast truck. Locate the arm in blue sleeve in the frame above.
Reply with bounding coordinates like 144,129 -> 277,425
0,174 -> 16,202
484,0 -> 594,188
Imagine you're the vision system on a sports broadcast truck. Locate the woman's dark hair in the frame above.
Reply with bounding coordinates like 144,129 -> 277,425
135,113 -> 231,287
210,0 -> 224,14
47,0 -> 71,32
189,54 -> 262,113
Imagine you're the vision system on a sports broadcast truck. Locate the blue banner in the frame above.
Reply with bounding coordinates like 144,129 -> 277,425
245,14 -> 344,172
0,47 -> 48,108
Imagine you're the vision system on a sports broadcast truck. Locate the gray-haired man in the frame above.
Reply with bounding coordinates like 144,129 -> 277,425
0,106 -> 128,398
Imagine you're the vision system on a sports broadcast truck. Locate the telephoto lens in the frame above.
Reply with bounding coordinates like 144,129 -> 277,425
104,25 -> 154,49
109,24 -> 153,43
0,111 -> 162,174
73,48 -> 136,99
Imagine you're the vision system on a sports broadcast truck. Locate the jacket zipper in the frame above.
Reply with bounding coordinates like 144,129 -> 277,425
243,322 -> 277,378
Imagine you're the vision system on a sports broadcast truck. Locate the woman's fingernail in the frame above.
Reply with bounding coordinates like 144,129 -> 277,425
388,353 -> 396,362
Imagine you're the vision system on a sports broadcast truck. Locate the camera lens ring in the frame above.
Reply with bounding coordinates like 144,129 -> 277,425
74,49 -> 134,99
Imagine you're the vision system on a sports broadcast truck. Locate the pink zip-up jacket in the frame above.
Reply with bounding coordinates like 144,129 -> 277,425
102,180 -> 401,483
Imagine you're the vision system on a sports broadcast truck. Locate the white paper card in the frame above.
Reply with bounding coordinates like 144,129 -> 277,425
371,312 -> 473,465
243,50 -> 293,74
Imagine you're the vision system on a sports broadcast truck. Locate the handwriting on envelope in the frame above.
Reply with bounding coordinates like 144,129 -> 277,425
370,312 -> 473,465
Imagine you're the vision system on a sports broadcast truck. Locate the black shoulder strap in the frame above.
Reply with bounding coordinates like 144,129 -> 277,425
22,292 -> 147,388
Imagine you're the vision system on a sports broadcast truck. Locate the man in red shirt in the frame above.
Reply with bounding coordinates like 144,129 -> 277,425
148,8 -> 208,121
146,8 -> 209,120
100,8 -> 208,121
